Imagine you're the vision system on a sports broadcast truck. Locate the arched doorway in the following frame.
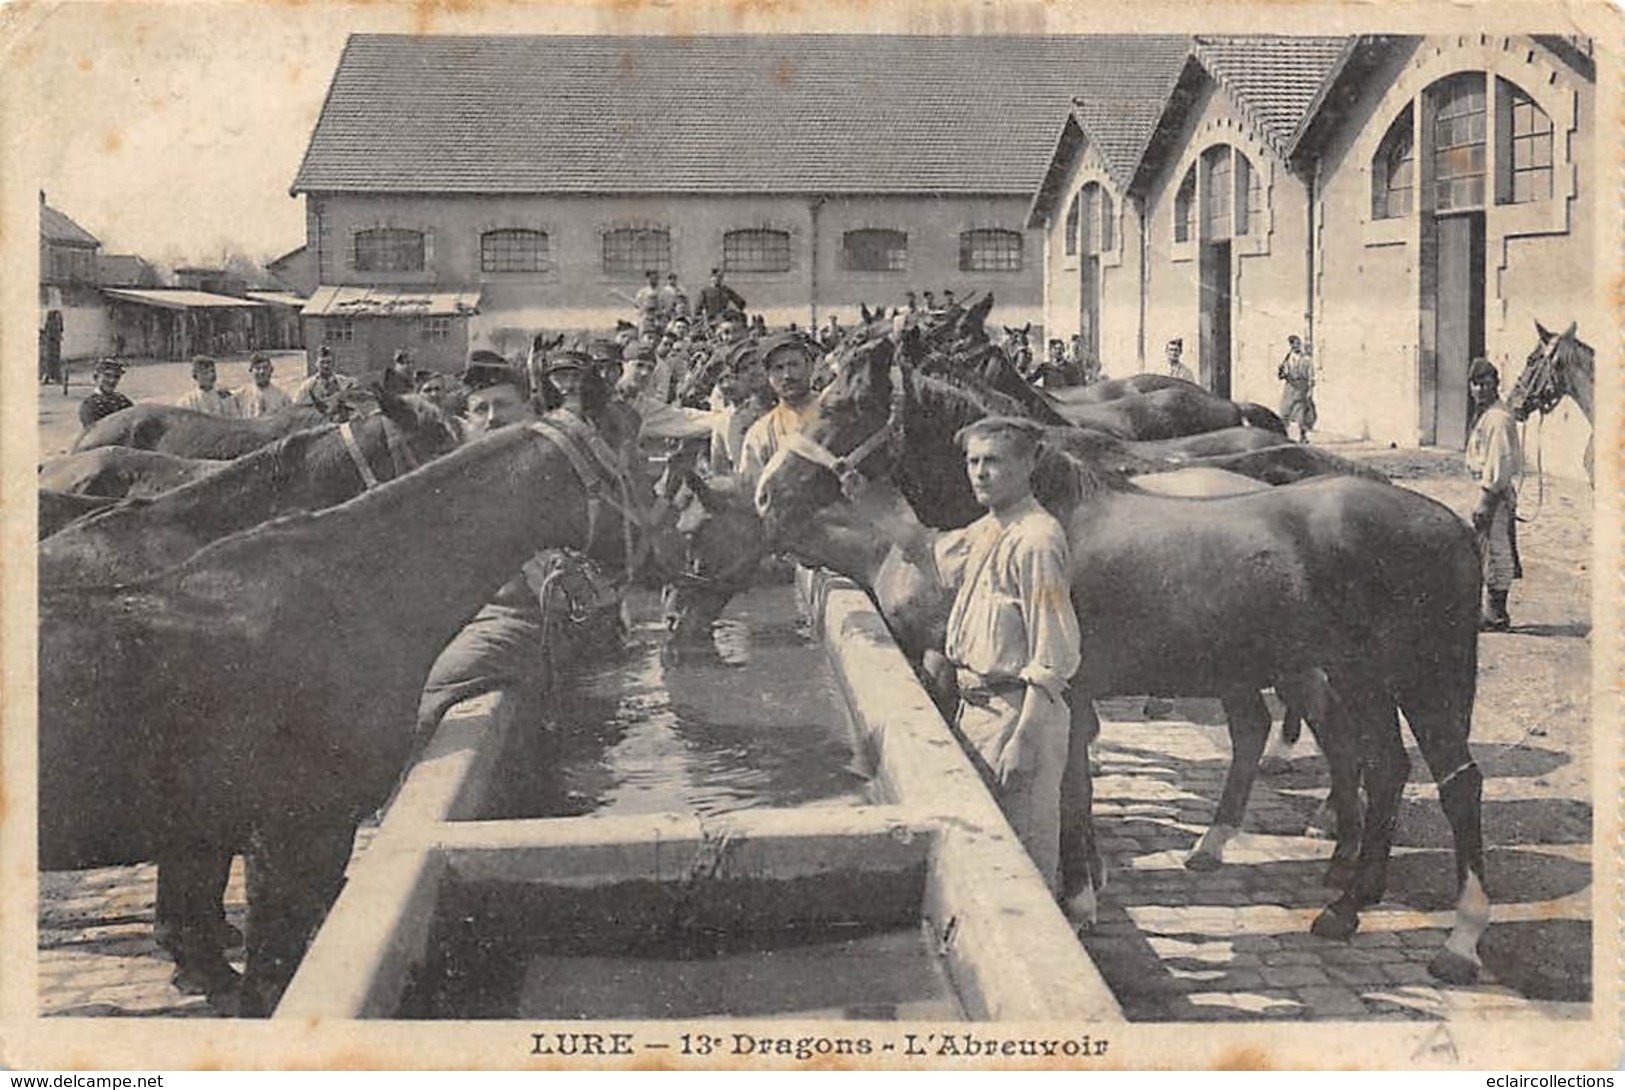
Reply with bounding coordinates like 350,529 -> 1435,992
1077,182 -> 1112,363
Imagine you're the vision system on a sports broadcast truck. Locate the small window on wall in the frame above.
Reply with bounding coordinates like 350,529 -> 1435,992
1235,153 -> 1262,236
1202,145 -> 1234,240
1431,72 -> 1487,212
1099,189 -> 1115,252
1064,193 -> 1080,257
841,229 -> 908,272
354,228 -> 427,273
1372,107 -> 1415,219
959,229 -> 1023,272
602,227 -> 671,277
1498,78 -> 1553,205
481,229 -> 549,273
1079,184 -> 1114,255
1174,165 -> 1196,243
723,229 -> 792,273
421,317 -> 452,341
324,319 -> 354,344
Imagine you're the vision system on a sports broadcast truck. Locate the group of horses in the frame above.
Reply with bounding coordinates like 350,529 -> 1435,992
663,297 -> 1596,990
34,305 -> 1591,1017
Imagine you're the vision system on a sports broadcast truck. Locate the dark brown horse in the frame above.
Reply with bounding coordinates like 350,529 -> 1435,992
42,393 -> 467,587
39,419 -> 687,1016
39,490 -> 120,539
1051,373 -> 1199,404
755,334 -> 1491,984
40,447 -> 223,499
74,402 -> 332,460
1509,321 -> 1594,483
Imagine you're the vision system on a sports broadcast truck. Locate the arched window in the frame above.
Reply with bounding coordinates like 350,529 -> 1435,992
1497,77 -> 1553,204
723,229 -> 792,273
1173,165 -> 1196,243
1100,189 -> 1116,252
1372,107 -> 1415,220
841,229 -> 908,272
602,227 -> 671,276
480,229 -> 549,273
1431,72 -> 1487,211
959,229 -> 1024,272
354,228 -> 426,273
1064,192 -> 1080,257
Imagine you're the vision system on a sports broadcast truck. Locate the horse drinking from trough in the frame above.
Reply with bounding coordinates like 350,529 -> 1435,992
39,414 -> 685,1015
42,392 -> 466,587
753,334 -> 1492,983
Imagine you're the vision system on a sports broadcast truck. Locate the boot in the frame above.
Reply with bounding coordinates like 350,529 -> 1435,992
1480,589 -> 1511,632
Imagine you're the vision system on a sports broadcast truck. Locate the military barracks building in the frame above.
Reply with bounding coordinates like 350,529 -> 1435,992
1028,33 -> 1597,474
290,33 -> 1188,372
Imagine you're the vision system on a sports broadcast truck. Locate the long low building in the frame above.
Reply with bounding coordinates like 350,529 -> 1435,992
290,33 -> 1188,370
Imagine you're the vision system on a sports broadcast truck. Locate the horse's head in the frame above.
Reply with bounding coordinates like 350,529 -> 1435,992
659,469 -> 770,643
755,332 -> 904,538
1509,320 -> 1582,421
372,390 -> 468,470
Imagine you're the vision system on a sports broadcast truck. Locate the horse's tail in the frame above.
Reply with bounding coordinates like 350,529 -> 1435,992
1238,402 -> 1288,434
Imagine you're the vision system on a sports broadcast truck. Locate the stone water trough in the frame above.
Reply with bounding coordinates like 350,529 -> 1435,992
276,569 -> 1122,1022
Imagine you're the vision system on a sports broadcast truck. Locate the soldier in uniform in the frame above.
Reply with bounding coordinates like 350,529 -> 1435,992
78,358 -> 134,430
176,356 -> 241,418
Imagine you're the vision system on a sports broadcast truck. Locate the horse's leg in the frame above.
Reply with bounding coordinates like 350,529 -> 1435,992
1398,681 -> 1489,984
1060,697 -> 1104,928
239,808 -> 359,1018
154,837 -> 240,998
1279,671 -> 1363,888
1186,688 -> 1270,871
1259,703 -> 1302,775
1312,686 -> 1405,941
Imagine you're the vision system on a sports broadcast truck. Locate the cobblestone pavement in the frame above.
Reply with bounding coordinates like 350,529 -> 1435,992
36,428 -> 1593,1021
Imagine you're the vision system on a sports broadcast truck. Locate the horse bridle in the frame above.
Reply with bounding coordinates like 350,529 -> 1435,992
337,407 -> 459,491
1514,335 -> 1567,418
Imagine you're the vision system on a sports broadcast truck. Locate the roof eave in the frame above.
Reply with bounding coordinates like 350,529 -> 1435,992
1025,114 -> 1087,228
1284,35 -> 1368,160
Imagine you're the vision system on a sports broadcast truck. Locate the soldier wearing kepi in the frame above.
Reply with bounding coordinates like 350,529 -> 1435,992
851,416 -> 1081,895
78,358 -> 134,430
1466,357 -> 1524,631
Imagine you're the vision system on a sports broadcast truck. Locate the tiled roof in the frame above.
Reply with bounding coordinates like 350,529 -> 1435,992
41,203 -> 100,248
293,34 -> 1188,196
1191,36 -> 1354,156
96,254 -> 157,287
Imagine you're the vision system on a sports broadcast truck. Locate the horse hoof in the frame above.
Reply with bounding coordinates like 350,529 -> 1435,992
1428,948 -> 1481,985
1310,905 -> 1360,941
1323,859 -> 1358,890
1184,850 -> 1221,872
172,960 -> 242,998
1063,889 -> 1099,932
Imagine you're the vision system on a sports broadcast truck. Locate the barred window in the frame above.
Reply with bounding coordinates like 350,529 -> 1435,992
1064,192 -> 1080,257
602,227 -> 671,277
1432,73 -> 1487,212
723,229 -> 792,273
324,319 -> 354,344
959,229 -> 1023,272
481,229 -> 549,273
841,229 -> 908,273
1499,79 -> 1553,205
1372,108 -> 1415,219
421,317 -> 451,341
1235,151 -> 1262,237
354,228 -> 426,273
1174,165 -> 1196,244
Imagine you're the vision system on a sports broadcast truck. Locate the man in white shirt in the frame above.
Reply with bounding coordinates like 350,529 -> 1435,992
292,346 -> 357,411
234,353 -> 293,418
736,331 -> 820,488
175,356 -> 241,418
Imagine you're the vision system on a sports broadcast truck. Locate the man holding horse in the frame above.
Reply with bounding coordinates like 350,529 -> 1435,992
845,416 -> 1081,897
1467,357 -> 1524,631
736,331 -> 821,488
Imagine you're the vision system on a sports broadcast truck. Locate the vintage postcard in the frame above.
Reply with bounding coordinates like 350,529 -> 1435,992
2,0 -> 1619,1072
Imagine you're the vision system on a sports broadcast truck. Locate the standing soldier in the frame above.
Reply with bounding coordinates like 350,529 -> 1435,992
78,358 -> 134,430
176,356 -> 241,418
1466,358 -> 1524,631
293,346 -> 357,411
235,353 -> 293,418
697,268 -> 747,323
1277,335 -> 1317,444
847,417 -> 1081,896
1164,337 -> 1195,384
634,270 -> 663,329
659,271 -> 688,321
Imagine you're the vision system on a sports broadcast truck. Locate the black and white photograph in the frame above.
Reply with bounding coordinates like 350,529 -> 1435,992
4,0 -> 1617,1072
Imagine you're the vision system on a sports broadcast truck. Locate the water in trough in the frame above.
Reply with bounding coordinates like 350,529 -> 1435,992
396,580 -> 963,1020
479,582 -> 873,820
